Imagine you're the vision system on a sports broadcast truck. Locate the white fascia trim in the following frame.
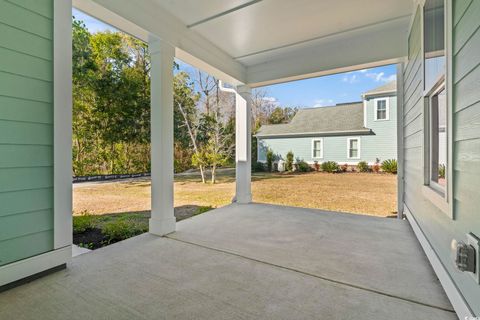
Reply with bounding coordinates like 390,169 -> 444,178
445,0 -> 454,218
363,100 -> 367,128
311,138 -> 324,159
0,247 -> 71,287
255,129 -> 371,139
73,0 -> 246,85
373,97 -> 390,121
246,17 -> 408,87
347,137 -> 361,159
363,90 -> 397,98
404,205 -> 474,318
54,0 -> 73,249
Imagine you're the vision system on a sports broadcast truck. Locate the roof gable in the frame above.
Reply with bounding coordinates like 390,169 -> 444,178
257,102 -> 369,137
363,80 -> 397,97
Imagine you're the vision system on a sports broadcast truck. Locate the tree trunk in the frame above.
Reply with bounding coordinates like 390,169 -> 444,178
177,101 -> 206,183
199,164 -> 206,184
211,164 -> 216,184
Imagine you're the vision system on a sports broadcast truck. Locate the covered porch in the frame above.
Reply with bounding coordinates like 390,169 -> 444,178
0,204 -> 455,319
2,0 -> 480,317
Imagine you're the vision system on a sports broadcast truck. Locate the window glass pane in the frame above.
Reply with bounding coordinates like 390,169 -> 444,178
377,110 -> 386,120
431,88 -> 447,187
349,139 -> 358,158
313,140 -> 321,157
350,140 -> 358,150
424,0 -> 445,90
377,100 -> 386,110
376,100 -> 387,119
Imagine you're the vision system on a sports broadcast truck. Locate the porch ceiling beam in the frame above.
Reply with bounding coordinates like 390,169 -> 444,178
245,17 -> 410,87
234,15 -> 411,60
187,0 -> 263,29
73,0 -> 247,86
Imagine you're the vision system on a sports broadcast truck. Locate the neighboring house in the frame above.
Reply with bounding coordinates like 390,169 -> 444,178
256,81 -> 397,166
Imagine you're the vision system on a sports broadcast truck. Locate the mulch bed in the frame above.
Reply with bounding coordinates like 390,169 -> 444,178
72,206 -> 207,250
73,228 -> 109,250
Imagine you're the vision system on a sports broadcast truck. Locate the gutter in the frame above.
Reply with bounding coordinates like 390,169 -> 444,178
362,90 -> 397,99
255,129 -> 373,139
218,80 -> 237,94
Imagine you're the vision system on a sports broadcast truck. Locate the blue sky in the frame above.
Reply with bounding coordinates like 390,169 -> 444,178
261,66 -> 396,108
73,8 -> 396,108
73,8 -> 116,33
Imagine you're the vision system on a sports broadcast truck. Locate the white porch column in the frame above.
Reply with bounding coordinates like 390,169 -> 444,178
235,85 -> 252,204
149,37 -> 176,236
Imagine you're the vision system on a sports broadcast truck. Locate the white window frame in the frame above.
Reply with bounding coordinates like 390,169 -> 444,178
311,138 -> 324,159
347,137 -> 361,159
374,98 -> 389,121
427,81 -> 447,194
420,0 -> 453,219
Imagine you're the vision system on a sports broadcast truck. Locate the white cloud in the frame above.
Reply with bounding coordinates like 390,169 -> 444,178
263,96 -> 277,103
313,99 -> 335,108
262,96 -> 280,106
365,72 -> 396,83
342,74 -> 359,84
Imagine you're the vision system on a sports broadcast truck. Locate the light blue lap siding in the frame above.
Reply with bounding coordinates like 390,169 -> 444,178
0,0 -> 54,267
401,2 -> 480,314
258,96 -> 397,164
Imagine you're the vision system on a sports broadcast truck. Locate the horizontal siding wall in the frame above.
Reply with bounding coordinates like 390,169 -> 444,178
0,0 -> 54,267
257,96 -> 397,164
403,2 -> 480,314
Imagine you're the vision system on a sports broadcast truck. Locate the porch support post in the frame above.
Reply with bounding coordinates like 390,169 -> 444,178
149,36 -> 176,236
234,85 -> 252,204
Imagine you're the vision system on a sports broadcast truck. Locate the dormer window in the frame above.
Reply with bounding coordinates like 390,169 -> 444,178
374,98 -> 389,121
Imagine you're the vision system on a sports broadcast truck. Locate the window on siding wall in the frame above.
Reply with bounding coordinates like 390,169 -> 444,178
424,0 -> 445,91
312,139 -> 323,158
422,0 -> 451,217
375,99 -> 388,120
428,84 -> 447,195
348,138 -> 360,159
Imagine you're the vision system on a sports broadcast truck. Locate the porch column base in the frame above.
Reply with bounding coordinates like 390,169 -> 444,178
149,216 -> 176,236
235,193 -> 252,204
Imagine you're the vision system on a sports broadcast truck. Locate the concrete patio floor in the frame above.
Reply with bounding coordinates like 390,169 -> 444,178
0,203 -> 456,319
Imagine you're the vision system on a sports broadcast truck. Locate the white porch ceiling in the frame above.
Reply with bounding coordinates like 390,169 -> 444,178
157,0 -> 412,60
77,0 -> 414,86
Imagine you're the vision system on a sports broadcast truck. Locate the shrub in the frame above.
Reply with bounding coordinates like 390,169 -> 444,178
73,212 -> 97,234
340,164 -> 348,172
102,220 -> 147,243
439,164 -> 446,179
266,149 -> 275,172
252,161 -> 265,172
321,161 -> 339,173
297,160 -> 311,172
357,161 -> 369,173
313,161 -> 320,172
381,159 -> 398,174
372,164 -> 380,173
285,151 -> 294,172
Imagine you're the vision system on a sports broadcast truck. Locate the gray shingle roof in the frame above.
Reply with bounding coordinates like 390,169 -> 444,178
256,102 -> 371,138
363,80 -> 397,97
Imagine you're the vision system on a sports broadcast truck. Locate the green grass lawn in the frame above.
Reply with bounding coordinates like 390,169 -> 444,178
73,170 -> 397,250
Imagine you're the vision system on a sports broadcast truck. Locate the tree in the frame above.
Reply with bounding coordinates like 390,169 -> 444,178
72,18 -> 151,175
285,151 -> 294,172
174,71 -> 206,180
268,106 -> 297,124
